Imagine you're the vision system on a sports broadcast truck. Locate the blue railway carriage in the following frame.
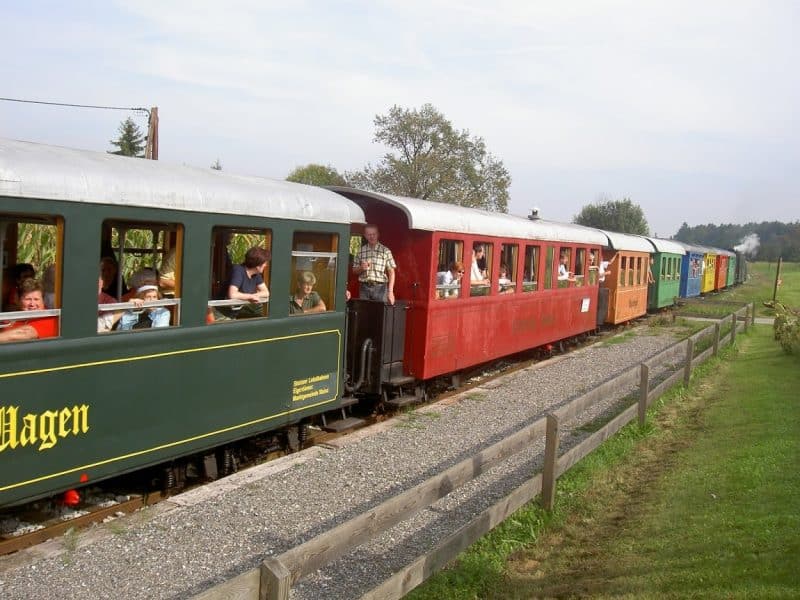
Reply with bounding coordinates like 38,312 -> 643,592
677,242 -> 705,298
0,138 -> 362,507
642,237 -> 685,310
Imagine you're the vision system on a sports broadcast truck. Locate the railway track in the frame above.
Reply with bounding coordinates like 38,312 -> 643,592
0,324 -> 624,557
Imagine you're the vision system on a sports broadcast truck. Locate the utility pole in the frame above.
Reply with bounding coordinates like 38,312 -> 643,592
772,256 -> 783,303
145,106 -> 159,160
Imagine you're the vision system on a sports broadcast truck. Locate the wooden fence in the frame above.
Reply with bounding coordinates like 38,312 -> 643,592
195,302 -> 755,600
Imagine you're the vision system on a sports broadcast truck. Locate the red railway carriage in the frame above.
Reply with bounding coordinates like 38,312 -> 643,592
332,188 -> 607,382
598,231 -> 652,325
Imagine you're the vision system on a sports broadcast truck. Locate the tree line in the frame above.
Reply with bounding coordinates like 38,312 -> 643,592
675,221 -> 800,261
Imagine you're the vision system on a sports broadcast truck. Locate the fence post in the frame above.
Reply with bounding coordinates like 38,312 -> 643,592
541,413 -> 560,511
638,363 -> 649,426
260,557 -> 291,600
751,301 -> 756,326
731,312 -> 737,345
684,338 -> 694,387
744,305 -> 750,333
713,323 -> 720,356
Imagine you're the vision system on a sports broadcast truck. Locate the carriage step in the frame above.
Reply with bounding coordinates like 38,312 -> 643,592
385,394 -> 422,408
388,376 -> 416,387
338,396 -> 359,408
321,417 -> 365,433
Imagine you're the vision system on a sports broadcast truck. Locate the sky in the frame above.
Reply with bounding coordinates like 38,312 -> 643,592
1,0 -> 798,238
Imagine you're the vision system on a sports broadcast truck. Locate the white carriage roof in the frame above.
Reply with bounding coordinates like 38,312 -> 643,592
329,187 -> 608,245
642,236 -> 686,255
0,138 -> 365,225
600,230 -> 655,252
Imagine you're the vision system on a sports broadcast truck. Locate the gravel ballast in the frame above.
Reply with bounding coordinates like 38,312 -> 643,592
0,331 -> 684,600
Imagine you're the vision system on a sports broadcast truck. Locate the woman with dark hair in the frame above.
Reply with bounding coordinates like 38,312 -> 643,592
225,247 -> 270,318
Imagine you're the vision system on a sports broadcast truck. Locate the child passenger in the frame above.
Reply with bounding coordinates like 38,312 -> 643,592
118,285 -> 170,330
498,264 -> 514,293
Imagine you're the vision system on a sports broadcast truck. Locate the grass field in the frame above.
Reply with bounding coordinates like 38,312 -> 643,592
408,265 -> 799,600
720,261 -> 799,317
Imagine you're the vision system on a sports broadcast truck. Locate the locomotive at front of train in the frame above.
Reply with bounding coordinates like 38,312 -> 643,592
0,138 -> 363,508
331,188 -> 606,400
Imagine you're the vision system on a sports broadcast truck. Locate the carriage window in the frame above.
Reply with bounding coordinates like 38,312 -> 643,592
435,239 -> 464,300
290,232 -> 338,315
0,214 -> 62,343
619,256 -> 627,287
574,248 -> 586,287
544,246 -> 554,290
523,245 -> 540,293
499,243 -> 517,294
99,220 -> 182,333
207,227 -> 271,323
469,241 -> 492,297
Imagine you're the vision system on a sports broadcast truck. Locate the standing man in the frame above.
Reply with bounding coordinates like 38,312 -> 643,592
354,224 -> 396,304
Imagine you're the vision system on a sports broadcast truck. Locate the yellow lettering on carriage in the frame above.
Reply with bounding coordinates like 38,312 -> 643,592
0,404 -> 90,453
292,373 -> 334,402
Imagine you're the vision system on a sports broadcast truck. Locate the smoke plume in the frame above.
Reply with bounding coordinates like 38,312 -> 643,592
733,233 -> 760,257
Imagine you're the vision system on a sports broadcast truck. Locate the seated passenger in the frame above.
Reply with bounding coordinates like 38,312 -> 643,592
289,271 -> 327,315
557,253 -> 574,281
100,256 -> 128,300
0,279 -> 58,343
470,247 -> 489,286
498,264 -> 514,293
118,285 -> 170,330
227,246 -> 270,318
436,261 -> 463,298
3,263 -> 36,311
97,275 -> 123,333
159,247 -> 177,295
125,268 -> 159,300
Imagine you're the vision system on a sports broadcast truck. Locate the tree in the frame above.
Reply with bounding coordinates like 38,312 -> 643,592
108,117 -> 145,157
573,197 -> 649,235
210,159 -> 223,171
286,164 -> 346,187
346,104 -> 510,212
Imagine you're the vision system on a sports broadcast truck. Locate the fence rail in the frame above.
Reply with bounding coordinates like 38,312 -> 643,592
195,302 -> 754,600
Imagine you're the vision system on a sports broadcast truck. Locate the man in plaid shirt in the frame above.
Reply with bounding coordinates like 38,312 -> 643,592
353,224 -> 397,304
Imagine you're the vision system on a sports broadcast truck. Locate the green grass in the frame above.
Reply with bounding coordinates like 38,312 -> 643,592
715,261 -> 800,317
408,327 -> 800,599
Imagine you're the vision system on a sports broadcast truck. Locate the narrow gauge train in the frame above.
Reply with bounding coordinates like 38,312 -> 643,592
0,138 -> 744,509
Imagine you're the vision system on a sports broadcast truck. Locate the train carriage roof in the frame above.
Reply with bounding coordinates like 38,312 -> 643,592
599,230 -> 654,252
329,187 -> 608,245
641,236 -> 686,255
0,138 -> 365,224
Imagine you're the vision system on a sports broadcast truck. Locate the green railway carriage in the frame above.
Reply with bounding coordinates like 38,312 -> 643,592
725,250 -> 737,288
0,138 -> 364,507
643,236 -> 685,310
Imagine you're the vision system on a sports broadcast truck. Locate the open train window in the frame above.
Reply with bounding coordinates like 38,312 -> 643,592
619,256 -> 628,287
435,239 -> 464,300
469,241 -> 492,297
557,247 -> 573,288
499,244 -> 517,294
523,245 -> 540,293
207,227 -> 272,323
544,246 -> 554,290
290,232 -> 338,315
0,214 -> 62,343
574,248 -> 586,287
98,220 -> 183,333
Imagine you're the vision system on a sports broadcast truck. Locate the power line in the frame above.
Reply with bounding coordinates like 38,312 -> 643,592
0,97 -> 149,115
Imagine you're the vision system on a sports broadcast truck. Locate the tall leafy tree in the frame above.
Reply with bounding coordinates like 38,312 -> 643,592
109,117 -> 145,157
573,197 -> 649,235
346,104 -> 510,212
286,164 -> 346,187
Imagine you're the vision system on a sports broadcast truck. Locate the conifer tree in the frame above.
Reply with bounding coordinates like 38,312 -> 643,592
109,117 -> 145,157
